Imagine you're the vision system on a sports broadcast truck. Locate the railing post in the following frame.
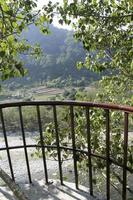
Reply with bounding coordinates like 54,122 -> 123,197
70,105 -> 78,189
105,109 -> 110,200
53,105 -> 63,185
122,112 -> 128,200
36,105 -> 48,184
86,107 -> 93,196
0,108 -> 15,181
19,106 -> 32,184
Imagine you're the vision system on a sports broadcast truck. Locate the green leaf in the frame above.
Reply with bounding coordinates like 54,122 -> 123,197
0,51 -> 5,57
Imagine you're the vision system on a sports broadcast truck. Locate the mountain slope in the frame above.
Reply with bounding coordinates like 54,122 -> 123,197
5,25 -> 100,87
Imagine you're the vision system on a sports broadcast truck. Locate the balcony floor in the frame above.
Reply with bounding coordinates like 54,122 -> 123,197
0,179 -> 104,200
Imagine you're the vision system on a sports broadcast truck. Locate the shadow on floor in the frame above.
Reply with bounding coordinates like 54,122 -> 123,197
0,187 -> 16,200
20,179 -> 97,200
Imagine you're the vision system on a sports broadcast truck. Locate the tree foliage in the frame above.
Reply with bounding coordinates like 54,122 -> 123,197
33,1 -> 133,197
0,0 -> 55,81
44,0 -> 133,104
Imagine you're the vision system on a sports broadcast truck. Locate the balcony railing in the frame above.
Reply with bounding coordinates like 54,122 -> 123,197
0,101 -> 133,200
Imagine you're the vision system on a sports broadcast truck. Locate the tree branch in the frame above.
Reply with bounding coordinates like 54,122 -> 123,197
66,10 -> 133,20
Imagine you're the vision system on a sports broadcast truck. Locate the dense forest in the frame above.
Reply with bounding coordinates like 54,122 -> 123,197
4,25 -> 101,88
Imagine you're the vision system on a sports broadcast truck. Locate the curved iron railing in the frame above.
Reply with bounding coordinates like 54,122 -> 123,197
0,101 -> 133,200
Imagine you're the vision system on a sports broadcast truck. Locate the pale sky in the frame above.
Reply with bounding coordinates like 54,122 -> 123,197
37,0 -> 62,9
37,0 -> 72,30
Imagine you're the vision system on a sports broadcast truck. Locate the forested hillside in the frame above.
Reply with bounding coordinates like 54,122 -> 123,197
5,25 -> 101,88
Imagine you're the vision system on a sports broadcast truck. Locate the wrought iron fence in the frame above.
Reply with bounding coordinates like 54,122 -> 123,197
0,101 -> 133,200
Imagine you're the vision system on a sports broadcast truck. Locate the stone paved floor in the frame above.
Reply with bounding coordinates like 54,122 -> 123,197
21,180 -> 99,200
0,185 -> 16,200
0,180 -> 102,200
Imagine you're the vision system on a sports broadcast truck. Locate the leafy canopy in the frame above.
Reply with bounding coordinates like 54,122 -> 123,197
0,0 -> 55,81
35,1 -> 133,195
44,0 -> 133,104
1,0 -> 132,98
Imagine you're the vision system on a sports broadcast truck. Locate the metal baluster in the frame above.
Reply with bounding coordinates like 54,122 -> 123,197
122,112 -> 128,200
86,107 -> 93,196
0,109 -> 15,181
19,106 -> 32,183
53,105 -> 63,185
105,109 -> 110,200
70,106 -> 78,189
36,105 -> 48,184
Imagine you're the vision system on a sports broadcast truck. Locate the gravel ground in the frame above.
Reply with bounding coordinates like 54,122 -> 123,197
1,132 -> 133,199
0,133 -> 105,200
0,134 -> 62,183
